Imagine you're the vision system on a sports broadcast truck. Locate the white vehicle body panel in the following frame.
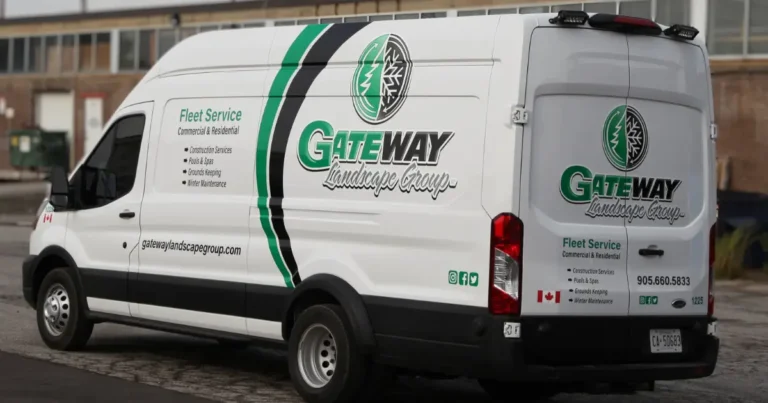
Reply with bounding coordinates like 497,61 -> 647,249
25,13 -> 718,383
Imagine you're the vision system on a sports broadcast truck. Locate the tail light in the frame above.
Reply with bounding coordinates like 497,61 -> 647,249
489,213 -> 523,315
708,223 -> 716,316
588,13 -> 662,36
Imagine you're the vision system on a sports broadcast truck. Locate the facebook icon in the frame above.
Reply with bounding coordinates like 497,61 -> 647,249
459,271 -> 469,286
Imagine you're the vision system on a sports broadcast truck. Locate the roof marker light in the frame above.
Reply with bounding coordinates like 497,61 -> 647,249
663,24 -> 700,40
549,10 -> 589,26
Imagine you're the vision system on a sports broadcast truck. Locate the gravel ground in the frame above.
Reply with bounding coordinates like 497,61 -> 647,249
0,225 -> 765,402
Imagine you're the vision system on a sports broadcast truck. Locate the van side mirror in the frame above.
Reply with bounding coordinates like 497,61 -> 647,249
49,166 -> 70,210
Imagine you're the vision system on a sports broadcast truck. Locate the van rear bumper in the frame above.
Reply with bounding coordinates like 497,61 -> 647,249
471,316 -> 719,383
365,298 -> 718,383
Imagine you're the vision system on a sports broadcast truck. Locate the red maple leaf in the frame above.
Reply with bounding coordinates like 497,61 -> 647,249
545,292 -> 553,301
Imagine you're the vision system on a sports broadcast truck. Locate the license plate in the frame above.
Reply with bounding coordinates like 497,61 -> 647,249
650,329 -> 682,353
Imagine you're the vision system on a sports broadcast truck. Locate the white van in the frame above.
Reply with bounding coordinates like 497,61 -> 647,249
23,11 -> 719,402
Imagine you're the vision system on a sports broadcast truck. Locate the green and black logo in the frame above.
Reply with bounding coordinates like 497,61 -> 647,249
351,34 -> 412,125
297,32 -> 458,200
602,105 -> 648,172
559,105 -> 685,225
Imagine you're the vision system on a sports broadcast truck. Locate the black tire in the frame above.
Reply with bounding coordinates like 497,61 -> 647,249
478,379 -> 560,402
288,304 -> 376,403
36,268 -> 93,351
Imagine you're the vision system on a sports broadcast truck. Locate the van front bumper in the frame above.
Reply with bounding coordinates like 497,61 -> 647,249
365,299 -> 719,383
21,254 -> 38,309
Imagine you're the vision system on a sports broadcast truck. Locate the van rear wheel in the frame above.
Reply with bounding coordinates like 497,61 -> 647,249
288,304 -> 376,403
36,268 -> 93,351
478,379 -> 559,401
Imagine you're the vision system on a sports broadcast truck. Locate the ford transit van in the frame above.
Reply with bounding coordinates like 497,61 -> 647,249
23,11 -> 719,403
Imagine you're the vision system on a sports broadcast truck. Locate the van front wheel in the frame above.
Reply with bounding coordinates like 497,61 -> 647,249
36,268 -> 93,351
288,304 -> 373,403
478,379 -> 560,401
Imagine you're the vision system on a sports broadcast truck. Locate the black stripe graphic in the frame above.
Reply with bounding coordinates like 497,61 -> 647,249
269,22 -> 370,286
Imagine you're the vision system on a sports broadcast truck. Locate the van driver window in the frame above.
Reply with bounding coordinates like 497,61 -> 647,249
72,114 -> 145,210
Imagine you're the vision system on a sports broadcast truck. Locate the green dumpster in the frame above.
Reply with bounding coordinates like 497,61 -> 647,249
8,129 -> 69,172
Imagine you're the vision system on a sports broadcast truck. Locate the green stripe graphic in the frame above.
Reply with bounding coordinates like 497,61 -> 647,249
256,24 -> 328,288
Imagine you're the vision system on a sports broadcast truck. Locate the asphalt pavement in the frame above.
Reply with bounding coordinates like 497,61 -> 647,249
0,351 -> 213,402
0,224 -> 767,402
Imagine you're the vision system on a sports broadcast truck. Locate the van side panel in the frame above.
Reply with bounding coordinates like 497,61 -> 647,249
482,15 -> 533,218
135,71 -> 267,335
254,20 -> 496,313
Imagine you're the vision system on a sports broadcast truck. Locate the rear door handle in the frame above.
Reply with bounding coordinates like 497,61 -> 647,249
119,211 -> 136,219
639,248 -> 664,257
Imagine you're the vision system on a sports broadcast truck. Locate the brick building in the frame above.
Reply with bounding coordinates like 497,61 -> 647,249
0,0 -> 764,201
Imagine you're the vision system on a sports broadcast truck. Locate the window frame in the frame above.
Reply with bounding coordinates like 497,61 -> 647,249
708,0 -> 768,58
71,113 -> 147,211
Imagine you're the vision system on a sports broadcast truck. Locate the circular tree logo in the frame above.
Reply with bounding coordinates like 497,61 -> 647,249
351,34 -> 412,125
602,105 -> 649,171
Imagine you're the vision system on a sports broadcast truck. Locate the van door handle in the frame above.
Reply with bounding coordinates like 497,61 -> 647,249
639,248 -> 664,257
119,211 -> 136,219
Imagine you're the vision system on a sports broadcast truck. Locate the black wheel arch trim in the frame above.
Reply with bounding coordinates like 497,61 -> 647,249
28,245 -> 88,311
282,274 -> 376,352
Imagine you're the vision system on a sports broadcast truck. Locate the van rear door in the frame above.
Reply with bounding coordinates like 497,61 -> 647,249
624,36 -> 715,321
519,27 -> 630,317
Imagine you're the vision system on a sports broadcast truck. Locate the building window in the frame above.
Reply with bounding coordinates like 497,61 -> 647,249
158,29 -> 176,60
620,0 -> 651,18
29,36 -> 44,73
553,4 -> 583,11
488,8 -> 517,15
394,13 -> 419,20
369,14 -> 393,21
656,0 -> 690,26
297,18 -> 319,25
199,25 -> 219,33
345,16 -> 369,22
119,31 -> 137,71
320,17 -> 343,23
243,22 -> 266,28
584,2 -> 617,13
520,6 -> 549,14
458,9 -> 487,16
95,33 -> 110,71
12,37 -> 26,73
44,36 -> 58,74
0,39 -> 9,73
138,30 -> 156,70
275,20 -> 296,26
79,33 -> 93,71
181,27 -> 198,41
749,0 -> 768,54
61,35 -> 75,72
421,12 -> 447,18
707,0 -> 746,55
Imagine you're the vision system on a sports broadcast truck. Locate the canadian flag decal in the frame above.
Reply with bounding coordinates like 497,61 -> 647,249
42,213 -> 53,223
537,290 -> 561,304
